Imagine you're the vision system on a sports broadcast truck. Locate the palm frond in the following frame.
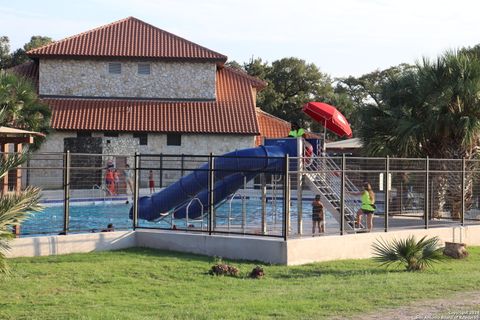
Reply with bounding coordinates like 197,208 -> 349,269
372,236 -> 444,271
0,152 -> 28,179
0,186 -> 43,229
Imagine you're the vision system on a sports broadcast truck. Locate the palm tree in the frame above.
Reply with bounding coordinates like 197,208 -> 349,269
0,152 -> 42,275
0,72 -> 50,150
372,236 -> 444,271
360,51 -> 480,218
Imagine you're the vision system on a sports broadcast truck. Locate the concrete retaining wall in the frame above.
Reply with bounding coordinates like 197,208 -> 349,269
286,225 -> 480,265
7,225 -> 480,265
135,230 -> 287,264
6,231 -> 135,258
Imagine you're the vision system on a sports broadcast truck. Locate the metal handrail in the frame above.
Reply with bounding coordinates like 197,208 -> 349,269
227,193 -> 245,231
185,197 -> 204,230
299,154 -> 364,230
91,184 -> 106,203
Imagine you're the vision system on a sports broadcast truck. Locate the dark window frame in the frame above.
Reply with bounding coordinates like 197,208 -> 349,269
167,133 -> 182,146
138,63 -> 151,75
108,62 -> 122,74
77,131 -> 92,138
133,133 -> 148,145
104,131 -> 119,137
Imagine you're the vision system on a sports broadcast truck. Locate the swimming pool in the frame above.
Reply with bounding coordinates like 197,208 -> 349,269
20,198 -> 336,235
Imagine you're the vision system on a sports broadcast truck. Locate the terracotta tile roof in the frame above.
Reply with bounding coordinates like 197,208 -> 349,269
226,67 -> 267,90
43,67 -> 259,134
27,17 -> 227,62
255,108 -> 320,145
7,61 -> 39,90
255,108 -> 290,145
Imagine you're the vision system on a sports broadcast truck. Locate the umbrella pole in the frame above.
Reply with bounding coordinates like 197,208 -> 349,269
323,119 -> 327,155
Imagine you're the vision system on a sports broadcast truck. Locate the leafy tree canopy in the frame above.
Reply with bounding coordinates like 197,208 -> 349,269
236,57 -> 355,137
358,50 -> 480,159
0,36 -> 53,69
0,72 -> 51,149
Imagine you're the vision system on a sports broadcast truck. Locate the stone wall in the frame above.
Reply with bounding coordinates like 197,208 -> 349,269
39,59 -> 217,99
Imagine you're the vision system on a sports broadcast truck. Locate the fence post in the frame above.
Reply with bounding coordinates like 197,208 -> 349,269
297,139 -> 304,235
181,154 -> 185,177
260,173 -> 267,235
340,154 -> 345,235
283,154 -> 290,241
461,157 -> 466,227
424,156 -> 429,229
208,153 -> 214,236
133,152 -> 140,230
159,153 -> 163,188
384,156 -> 389,232
63,150 -> 71,235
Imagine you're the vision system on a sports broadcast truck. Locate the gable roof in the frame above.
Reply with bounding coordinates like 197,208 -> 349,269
7,61 -> 39,90
43,67 -> 259,134
27,17 -> 227,63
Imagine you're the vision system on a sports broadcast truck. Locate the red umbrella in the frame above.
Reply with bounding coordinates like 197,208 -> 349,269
303,102 -> 352,155
302,102 -> 353,138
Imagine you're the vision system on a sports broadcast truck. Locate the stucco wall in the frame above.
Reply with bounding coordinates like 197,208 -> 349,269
39,59 -> 217,99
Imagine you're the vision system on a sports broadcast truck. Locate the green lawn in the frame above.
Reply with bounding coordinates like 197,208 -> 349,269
0,247 -> 479,320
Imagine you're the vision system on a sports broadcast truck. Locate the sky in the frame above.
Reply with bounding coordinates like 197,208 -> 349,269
2,0 -> 480,78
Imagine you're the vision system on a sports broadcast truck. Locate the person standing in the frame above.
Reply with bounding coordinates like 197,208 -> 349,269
288,122 -> 306,138
312,195 -> 325,235
105,168 -> 115,196
356,182 -> 376,232
148,170 -> 155,194
123,164 -> 134,195
113,169 -> 120,195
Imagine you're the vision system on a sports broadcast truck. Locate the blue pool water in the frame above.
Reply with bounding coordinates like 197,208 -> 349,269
20,198 -> 334,235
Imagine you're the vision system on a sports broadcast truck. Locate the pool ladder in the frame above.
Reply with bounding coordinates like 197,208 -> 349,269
92,184 -> 106,204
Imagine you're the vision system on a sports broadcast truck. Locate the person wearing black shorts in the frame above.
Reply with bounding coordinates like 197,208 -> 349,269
312,195 -> 325,235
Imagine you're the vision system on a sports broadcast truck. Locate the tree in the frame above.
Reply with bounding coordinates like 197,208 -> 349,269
0,154 -> 42,275
0,72 -> 51,149
359,51 -> 480,159
0,36 -> 11,70
242,57 -> 335,131
0,35 -> 53,69
358,51 -> 480,218
0,109 -> 42,275
23,36 -> 53,52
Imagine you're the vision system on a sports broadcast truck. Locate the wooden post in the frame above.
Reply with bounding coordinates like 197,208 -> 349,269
13,144 -> 23,237
1,143 -> 9,194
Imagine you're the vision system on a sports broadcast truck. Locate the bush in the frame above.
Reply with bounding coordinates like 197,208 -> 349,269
372,235 -> 444,271
249,266 -> 265,279
209,258 -> 239,277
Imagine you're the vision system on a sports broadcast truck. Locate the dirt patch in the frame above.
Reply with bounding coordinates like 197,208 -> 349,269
340,291 -> 480,320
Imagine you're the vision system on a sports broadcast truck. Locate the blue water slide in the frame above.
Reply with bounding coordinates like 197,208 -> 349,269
134,145 -> 287,221
173,172 -> 258,220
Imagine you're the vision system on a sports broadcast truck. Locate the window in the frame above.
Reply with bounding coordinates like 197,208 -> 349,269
104,131 -> 119,137
133,133 -> 148,145
138,63 -> 151,75
167,134 -> 181,146
77,131 -> 92,138
108,62 -> 121,74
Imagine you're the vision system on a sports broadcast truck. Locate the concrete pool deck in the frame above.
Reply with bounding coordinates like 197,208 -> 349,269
7,224 -> 480,265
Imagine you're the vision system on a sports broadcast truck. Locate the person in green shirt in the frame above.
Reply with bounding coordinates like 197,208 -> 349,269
355,182 -> 376,232
288,122 -> 306,138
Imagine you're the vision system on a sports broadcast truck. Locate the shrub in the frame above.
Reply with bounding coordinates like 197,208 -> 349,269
249,266 -> 265,279
209,258 -> 239,277
372,235 -> 444,271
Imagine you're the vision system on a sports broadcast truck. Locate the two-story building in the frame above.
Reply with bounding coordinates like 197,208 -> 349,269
13,17 -> 290,188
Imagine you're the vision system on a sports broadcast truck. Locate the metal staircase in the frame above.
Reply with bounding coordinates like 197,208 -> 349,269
303,155 -> 365,231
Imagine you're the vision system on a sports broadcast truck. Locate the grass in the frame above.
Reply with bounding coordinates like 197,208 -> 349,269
0,247 -> 479,319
